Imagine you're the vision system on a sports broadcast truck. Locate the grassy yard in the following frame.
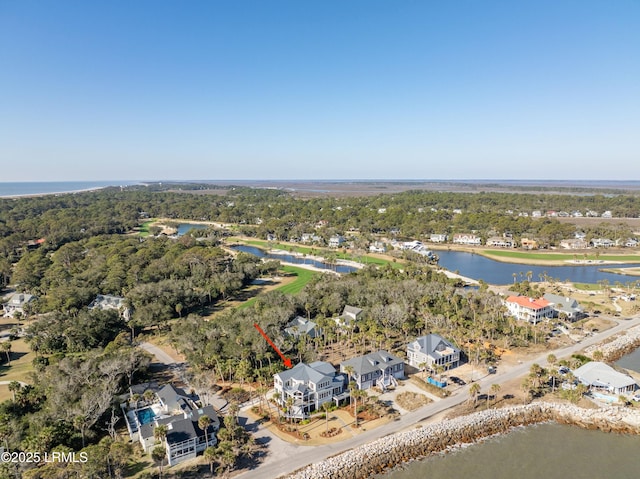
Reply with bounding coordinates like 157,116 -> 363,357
238,266 -> 318,310
573,283 -> 602,291
0,337 -> 36,402
137,219 -> 157,237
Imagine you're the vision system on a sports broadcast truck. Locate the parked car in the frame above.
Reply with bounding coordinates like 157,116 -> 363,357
558,366 -> 570,375
487,366 -> 496,374
449,376 -> 466,385
631,394 -> 640,402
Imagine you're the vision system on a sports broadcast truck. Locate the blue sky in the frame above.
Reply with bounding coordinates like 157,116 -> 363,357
1,0 -> 638,181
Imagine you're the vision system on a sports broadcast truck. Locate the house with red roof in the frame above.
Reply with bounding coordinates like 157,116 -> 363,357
504,295 -> 554,324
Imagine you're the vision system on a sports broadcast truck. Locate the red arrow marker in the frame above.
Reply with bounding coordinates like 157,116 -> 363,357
254,323 -> 293,368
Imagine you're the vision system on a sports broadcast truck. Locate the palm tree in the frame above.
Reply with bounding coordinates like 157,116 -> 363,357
418,361 -> 427,380
204,446 -> 217,477
8,381 -> 21,402
199,415 -> 212,447
321,401 -> 332,434
152,445 -> 166,479
490,383 -> 501,406
0,341 -> 11,364
469,382 -> 481,406
154,424 -> 168,447
143,389 -> 155,406
272,392 -> 282,422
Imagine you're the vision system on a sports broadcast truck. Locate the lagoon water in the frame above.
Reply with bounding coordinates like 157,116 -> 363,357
380,423 -> 640,479
231,244 -> 359,273
436,249 -> 640,285
616,347 -> 640,373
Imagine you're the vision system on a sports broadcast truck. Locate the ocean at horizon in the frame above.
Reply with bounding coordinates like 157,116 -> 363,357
0,181 -> 140,198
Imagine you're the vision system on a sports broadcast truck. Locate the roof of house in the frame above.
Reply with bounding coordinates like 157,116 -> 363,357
573,361 -> 636,389
5,292 -> 35,306
158,384 -> 191,414
89,294 -> 127,309
166,417 -> 198,445
285,316 -> 319,337
542,293 -> 582,313
341,350 -> 403,376
408,334 -> 459,358
342,305 -> 363,318
275,361 -> 335,385
506,296 -> 551,310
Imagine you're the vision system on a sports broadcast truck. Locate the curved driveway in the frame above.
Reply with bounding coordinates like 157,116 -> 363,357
237,315 -> 640,479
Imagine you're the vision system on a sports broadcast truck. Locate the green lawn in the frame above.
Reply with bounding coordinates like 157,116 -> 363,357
277,266 -> 317,294
138,219 -> 157,237
574,283 -> 604,291
238,265 -> 318,310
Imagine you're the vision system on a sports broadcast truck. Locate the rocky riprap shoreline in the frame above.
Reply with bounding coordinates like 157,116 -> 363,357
284,403 -> 640,479
585,324 -> 640,361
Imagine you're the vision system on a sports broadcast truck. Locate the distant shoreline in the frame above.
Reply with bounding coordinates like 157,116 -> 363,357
0,181 -> 142,199
0,186 -> 110,199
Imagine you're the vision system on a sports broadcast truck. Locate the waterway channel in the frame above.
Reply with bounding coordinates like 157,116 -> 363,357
436,250 -> 640,285
230,244 -> 359,274
379,422 -> 640,479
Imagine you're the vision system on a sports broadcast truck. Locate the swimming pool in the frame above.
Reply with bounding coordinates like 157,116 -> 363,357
136,407 -> 157,425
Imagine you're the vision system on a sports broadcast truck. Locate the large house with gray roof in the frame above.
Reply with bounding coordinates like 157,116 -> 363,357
406,334 -> 460,371
542,293 -> 584,321
274,362 -> 348,419
2,292 -> 36,318
573,362 -> 637,397
88,294 -> 132,321
285,316 -> 322,339
123,384 -> 220,466
340,350 -> 404,390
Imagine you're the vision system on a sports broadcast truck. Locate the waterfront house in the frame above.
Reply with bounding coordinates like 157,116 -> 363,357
573,362 -> 637,396
123,384 -> 220,467
452,233 -> 482,245
88,294 -> 132,321
560,238 -> 588,250
591,238 -> 614,248
429,234 -> 448,243
399,240 -> 434,257
520,238 -> 539,250
340,350 -> 404,390
301,233 -> 322,244
542,293 -> 584,321
486,236 -> 515,248
329,235 -> 346,248
273,362 -> 348,419
406,334 -> 460,370
369,241 -> 386,253
504,296 -> 554,324
285,316 -> 322,339
2,292 -> 36,318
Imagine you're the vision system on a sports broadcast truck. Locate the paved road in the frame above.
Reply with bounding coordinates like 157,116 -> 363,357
237,314 -> 640,479
139,341 -> 179,366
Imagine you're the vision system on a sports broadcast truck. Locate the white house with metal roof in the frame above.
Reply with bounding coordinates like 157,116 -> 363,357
340,350 -> 404,390
285,316 -> 322,339
123,384 -> 220,466
2,292 -> 36,317
542,293 -> 584,321
407,334 -> 460,370
273,362 -> 348,419
573,361 -> 637,396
